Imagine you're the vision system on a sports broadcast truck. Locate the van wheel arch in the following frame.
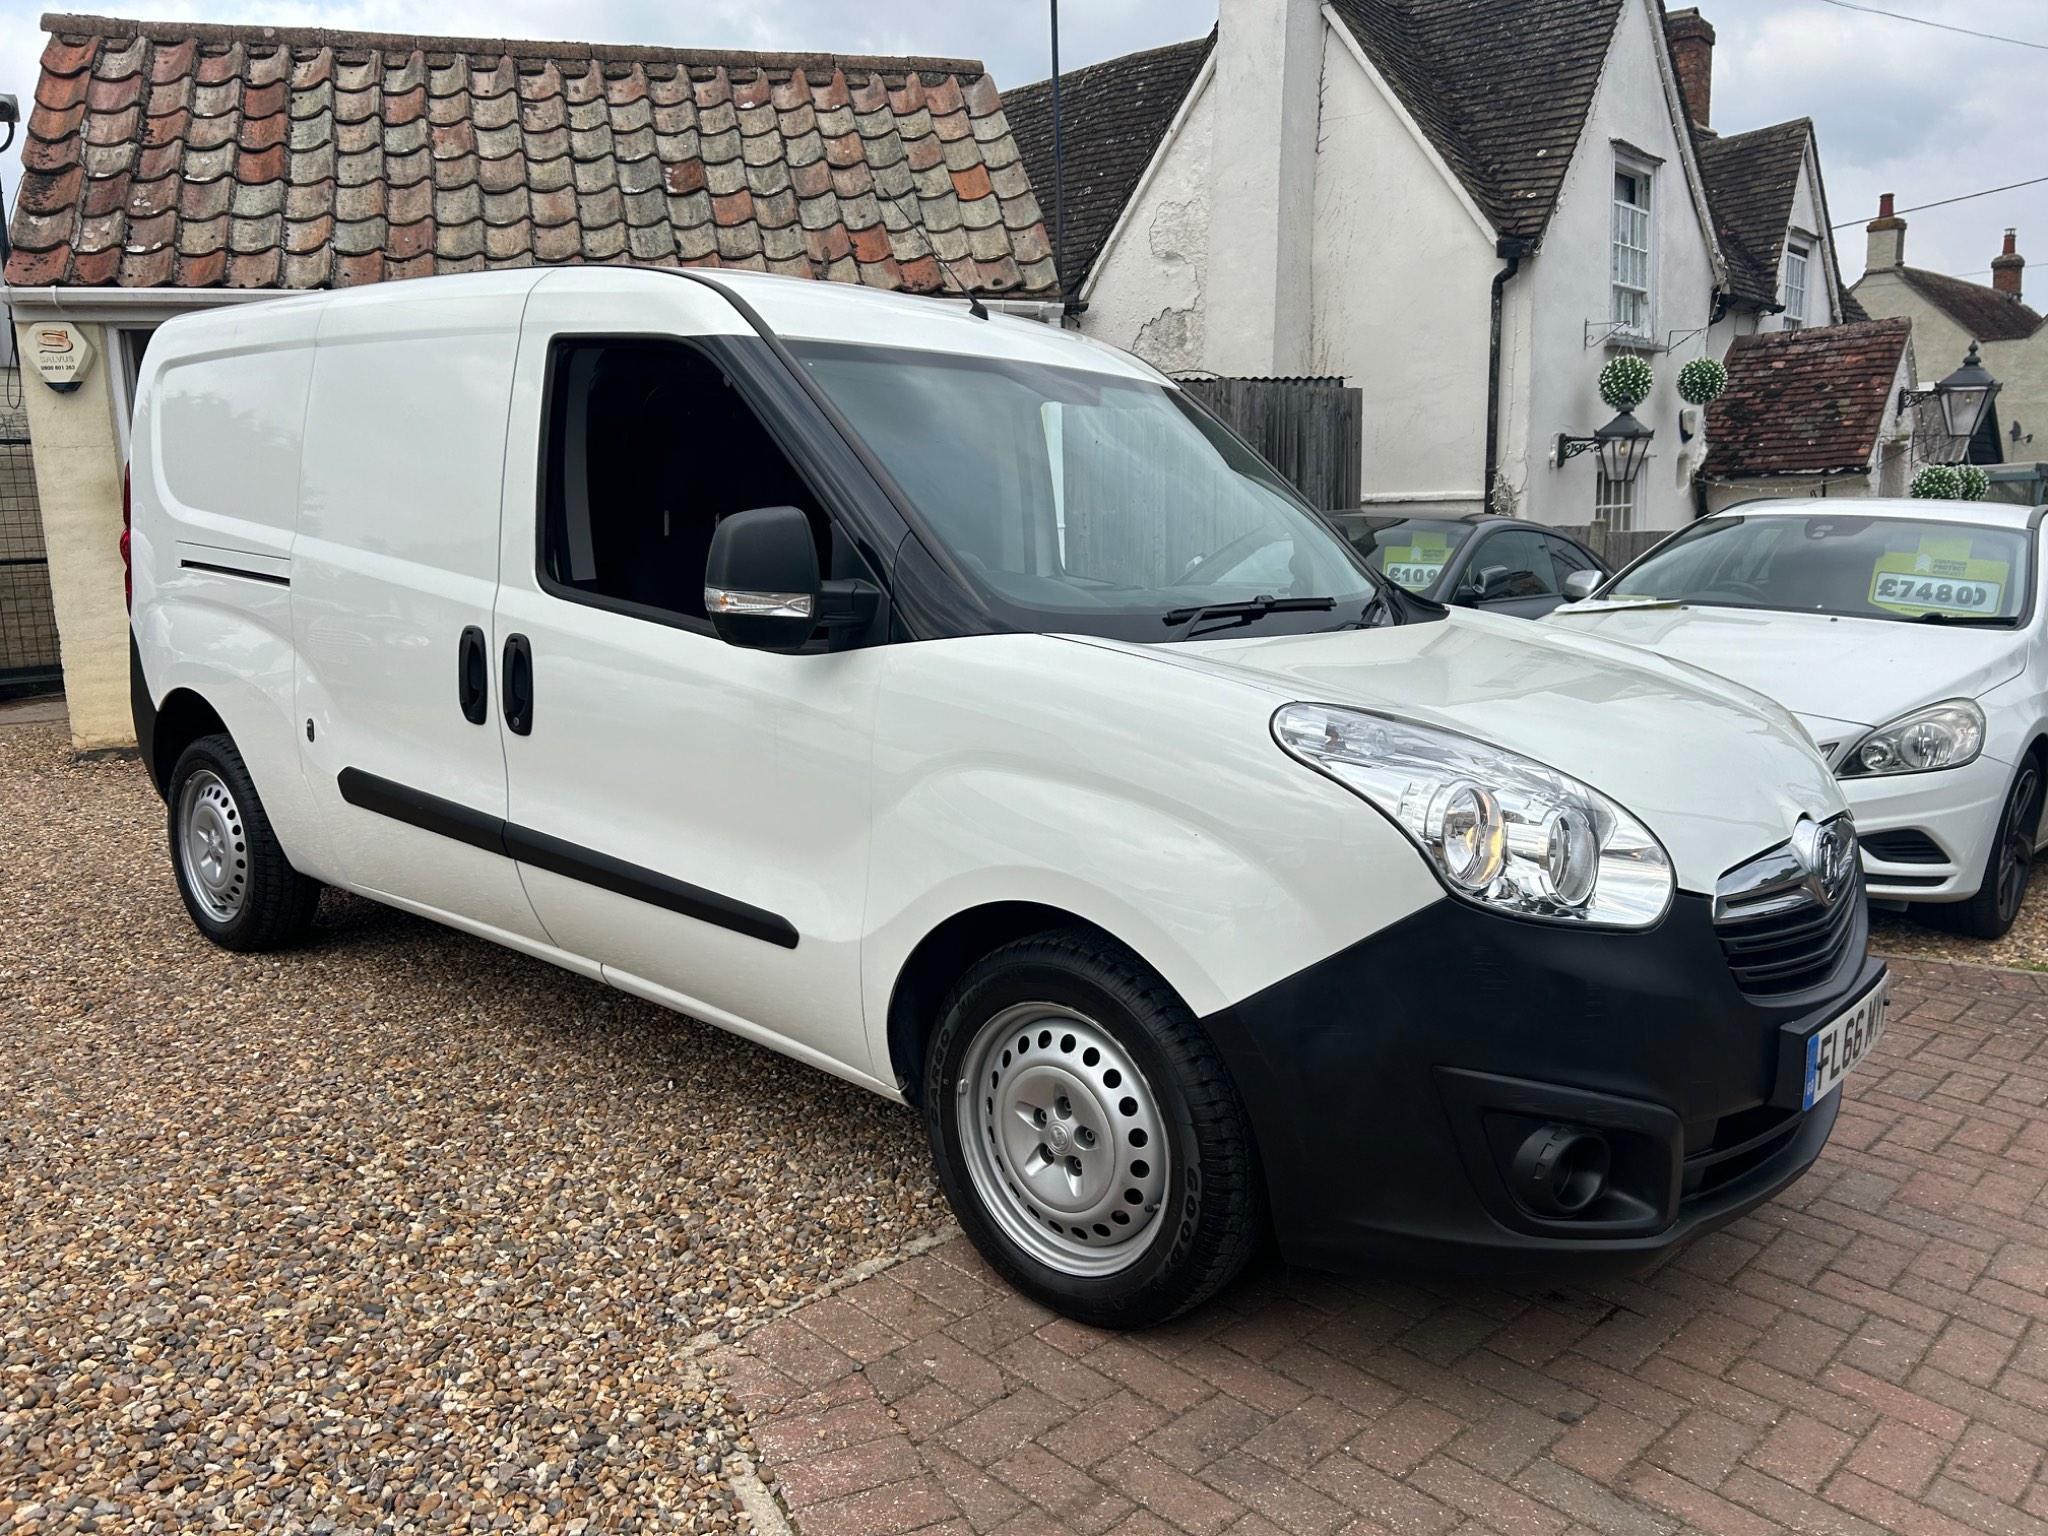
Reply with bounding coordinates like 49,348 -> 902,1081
888,903 -> 1145,1105
149,689 -> 230,797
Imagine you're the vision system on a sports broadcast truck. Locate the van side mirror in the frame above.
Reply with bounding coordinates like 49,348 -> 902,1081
1563,569 -> 1603,602
705,506 -> 821,652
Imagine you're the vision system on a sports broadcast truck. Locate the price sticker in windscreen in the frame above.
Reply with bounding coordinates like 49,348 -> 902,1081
1381,533 -> 1452,592
1868,538 -> 2008,618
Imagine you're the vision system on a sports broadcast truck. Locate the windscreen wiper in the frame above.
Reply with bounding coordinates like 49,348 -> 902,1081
1161,595 -> 1336,640
1915,611 -> 2015,627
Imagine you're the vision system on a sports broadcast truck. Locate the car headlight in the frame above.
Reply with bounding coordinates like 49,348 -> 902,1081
1838,700 -> 1985,778
1273,704 -> 1674,927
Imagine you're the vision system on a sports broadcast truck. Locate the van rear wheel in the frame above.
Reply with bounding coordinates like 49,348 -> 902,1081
923,932 -> 1263,1328
168,733 -> 321,951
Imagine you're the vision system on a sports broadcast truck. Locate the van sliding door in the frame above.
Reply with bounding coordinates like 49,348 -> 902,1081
291,277 -> 555,950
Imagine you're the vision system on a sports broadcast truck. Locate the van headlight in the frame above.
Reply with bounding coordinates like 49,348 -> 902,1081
1273,704 -> 1673,927
1837,699 -> 1984,777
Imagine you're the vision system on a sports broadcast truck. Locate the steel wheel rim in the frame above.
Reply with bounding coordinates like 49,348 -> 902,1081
959,1002 -> 1173,1277
177,768 -> 249,924
2000,766 -> 2040,923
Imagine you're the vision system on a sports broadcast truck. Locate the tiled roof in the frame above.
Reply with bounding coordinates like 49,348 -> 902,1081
1696,120 -> 1809,309
1704,317 -> 1912,478
1003,34 -> 1211,292
4,12 -> 1056,295
1327,0 -> 1628,243
1892,266 -> 2044,344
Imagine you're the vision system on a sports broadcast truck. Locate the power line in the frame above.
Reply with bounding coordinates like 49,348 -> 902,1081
1831,175 -> 2048,229
1815,0 -> 2048,51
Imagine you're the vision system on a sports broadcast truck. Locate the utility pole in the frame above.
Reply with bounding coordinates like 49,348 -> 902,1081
1049,2 -> 1065,307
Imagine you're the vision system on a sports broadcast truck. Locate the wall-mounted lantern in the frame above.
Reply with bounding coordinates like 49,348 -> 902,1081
1902,341 -> 2001,464
1554,411 -> 1656,487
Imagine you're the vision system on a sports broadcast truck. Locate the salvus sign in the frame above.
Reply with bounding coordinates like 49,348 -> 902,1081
29,323 -> 95,393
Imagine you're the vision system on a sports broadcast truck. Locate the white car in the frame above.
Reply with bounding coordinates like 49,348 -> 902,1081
1549,498 -> 2047,938
128,269 -> 1885,1326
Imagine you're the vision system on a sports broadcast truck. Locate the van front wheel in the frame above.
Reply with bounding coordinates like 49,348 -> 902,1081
168,733 -> 321,951
923,933 -> 1263,1328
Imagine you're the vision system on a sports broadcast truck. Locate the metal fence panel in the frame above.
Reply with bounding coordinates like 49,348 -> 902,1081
1182,376 -> 1363,512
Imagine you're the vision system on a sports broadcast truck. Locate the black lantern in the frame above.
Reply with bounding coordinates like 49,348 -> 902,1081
1902,341 -> 2002,463
1935,341 -> 2000,444
1556,410 -> 1656,486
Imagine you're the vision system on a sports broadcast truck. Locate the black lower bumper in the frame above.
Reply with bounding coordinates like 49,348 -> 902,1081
1197,891 -> 1882,1274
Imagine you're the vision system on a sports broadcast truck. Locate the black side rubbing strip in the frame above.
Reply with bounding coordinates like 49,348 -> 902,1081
502,823 -> 799,950
181,558 -> 289,587
334,769 -> 798,949
336,768 -> 511,857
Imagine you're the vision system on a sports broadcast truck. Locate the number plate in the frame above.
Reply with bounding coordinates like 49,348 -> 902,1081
1802,976 -> 1890,1110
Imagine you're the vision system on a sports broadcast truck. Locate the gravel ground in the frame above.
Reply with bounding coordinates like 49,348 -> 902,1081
0,721 -> 948,1534
1870,873 -> 2048,968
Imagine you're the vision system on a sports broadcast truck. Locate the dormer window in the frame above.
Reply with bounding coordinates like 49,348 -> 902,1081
1784,242 -> 1810,329
1612,161 -> 1654,337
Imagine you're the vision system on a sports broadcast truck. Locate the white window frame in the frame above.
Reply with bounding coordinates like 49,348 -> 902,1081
1783,241 -> 1810,330
1594,465 -> 1638,532
1611,158 -> 1655,340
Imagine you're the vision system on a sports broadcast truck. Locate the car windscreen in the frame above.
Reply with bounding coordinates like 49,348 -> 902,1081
787,341 -> 1379,639
1609,513 -> 2034,626
1330,517 -> 1476,594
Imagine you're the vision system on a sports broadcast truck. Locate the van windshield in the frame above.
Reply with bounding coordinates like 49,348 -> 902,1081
788,341 -> 1380,640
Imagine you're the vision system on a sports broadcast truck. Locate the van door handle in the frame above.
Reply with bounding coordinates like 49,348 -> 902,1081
457,626 -> 489,724
503,633 -> 534,736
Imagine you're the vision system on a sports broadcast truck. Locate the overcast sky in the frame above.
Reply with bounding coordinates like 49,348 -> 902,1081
4,0 -> 2043,301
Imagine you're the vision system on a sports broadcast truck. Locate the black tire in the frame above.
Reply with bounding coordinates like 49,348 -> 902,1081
922,930 -> 1264,1328
1927,755 -> 2042,941
167,732 -> 321,951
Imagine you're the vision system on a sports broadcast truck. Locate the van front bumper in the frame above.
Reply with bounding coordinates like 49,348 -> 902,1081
1196,891 -> 1882,1274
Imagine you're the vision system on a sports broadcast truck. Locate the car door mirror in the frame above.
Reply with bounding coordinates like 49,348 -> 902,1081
1563,568 -> 1603,602
704,506 -> 820,652
1474,565 -> 1515,601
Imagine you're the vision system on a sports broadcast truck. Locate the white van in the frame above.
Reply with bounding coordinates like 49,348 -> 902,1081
130,268 -> 1886,1326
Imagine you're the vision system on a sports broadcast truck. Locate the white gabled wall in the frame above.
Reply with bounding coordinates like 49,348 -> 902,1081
1081,69 -> 1216,376
1081,4 -> 1497,510
1308,23 -> 1497,507
1503,0 -> 1719,530
1708,139 -> 1842,355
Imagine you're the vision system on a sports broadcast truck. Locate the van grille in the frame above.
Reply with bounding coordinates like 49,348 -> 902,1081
1714,818 -> 1864,1000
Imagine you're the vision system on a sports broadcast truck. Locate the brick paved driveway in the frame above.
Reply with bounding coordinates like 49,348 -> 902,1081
712,956 -> 2048,1536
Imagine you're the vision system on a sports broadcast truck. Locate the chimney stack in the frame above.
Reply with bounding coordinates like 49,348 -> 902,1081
1867,192 -> 1906,271
1666,9 -> 1715,131
1993,228 -> 2025,302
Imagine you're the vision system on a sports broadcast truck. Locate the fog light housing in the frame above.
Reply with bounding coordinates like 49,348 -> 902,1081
1510,1125 -> 1611,1217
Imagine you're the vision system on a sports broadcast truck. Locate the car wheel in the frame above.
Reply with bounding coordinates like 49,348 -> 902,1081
168,733 -> 321,951
1930,756 -> 2042,941
923,931 -> 1264,1328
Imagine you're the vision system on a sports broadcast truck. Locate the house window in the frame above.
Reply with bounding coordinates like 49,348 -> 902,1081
1595,466 -> 1638,532
1784,243 -> 1810,329
1612,164 -> 1653,337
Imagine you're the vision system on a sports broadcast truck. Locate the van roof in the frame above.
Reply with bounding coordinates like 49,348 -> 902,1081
153,265 -> 1160,382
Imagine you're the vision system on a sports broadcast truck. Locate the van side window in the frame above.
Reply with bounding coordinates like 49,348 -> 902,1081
541,338 -> 826,625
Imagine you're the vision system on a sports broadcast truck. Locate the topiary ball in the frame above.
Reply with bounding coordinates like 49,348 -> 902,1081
1957,464 -> 1991,501
1676,357 -> 1728,407
1911,464 -> 1964,500
1599,355 -> 1655,414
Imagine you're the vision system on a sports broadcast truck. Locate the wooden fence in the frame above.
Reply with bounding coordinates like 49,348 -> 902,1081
1181,376 -> 1364,513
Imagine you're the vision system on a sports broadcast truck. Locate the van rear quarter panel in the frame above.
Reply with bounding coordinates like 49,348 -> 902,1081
133,297 -> 326,865
863,634 -> 1443,1040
